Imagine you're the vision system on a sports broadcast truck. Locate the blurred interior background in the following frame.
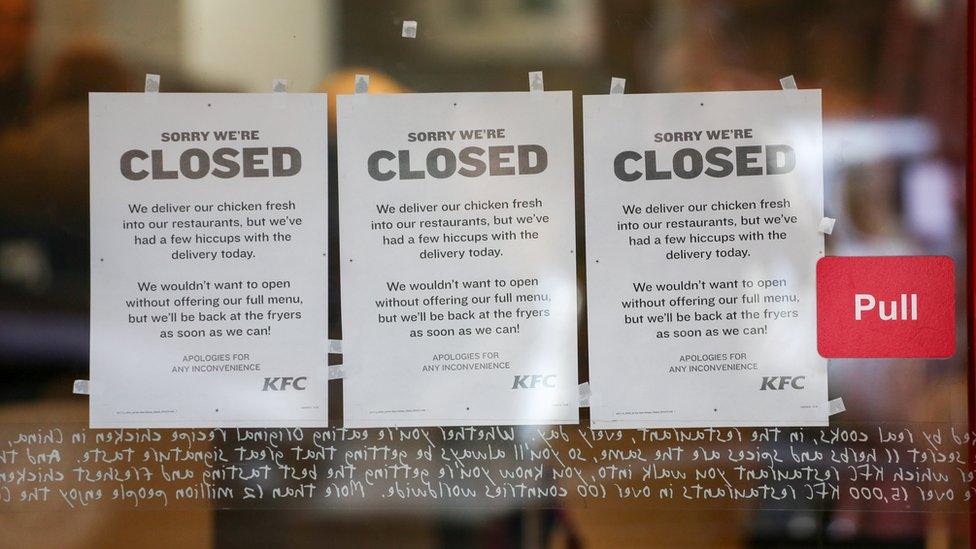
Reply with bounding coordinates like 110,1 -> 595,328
0,0 -> 970,547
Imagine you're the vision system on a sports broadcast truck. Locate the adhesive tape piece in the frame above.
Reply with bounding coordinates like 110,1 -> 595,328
328,339 -> 343,354
828,397 -> 845,416
818,217 -> 836,235
73,379 -> 90,395
272,79 -> 288,110
328,363 -> 345,380
144,74 -> 160,104
610,77 -> 626,95
354,74 -> 370,94
779,75 -> 797,90
401,20 -> 417,38
145,74 -> 160,93
528,71 -> 544,92
578,382 -> 591,407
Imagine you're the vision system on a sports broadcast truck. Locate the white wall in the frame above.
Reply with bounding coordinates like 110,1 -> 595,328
31,0 -> 335,92
180,0 -> 334,92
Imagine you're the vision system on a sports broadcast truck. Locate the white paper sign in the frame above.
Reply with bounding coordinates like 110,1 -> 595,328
583,90 -> 826,428
89,93 -> 329,428
338,91 -> 578,427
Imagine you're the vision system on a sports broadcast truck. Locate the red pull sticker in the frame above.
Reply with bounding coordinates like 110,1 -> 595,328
816,256 -> 955,359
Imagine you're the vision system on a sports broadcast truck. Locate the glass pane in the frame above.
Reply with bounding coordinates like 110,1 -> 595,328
0,0 -> 969,546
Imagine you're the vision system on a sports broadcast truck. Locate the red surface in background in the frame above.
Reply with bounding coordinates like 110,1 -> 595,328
817,256 -> 955,359
968,0 -> 975,537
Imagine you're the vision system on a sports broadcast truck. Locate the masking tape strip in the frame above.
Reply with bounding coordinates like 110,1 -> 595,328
145,74 -> 160,93
73,379 -> 90,395
818,217 -> 836,235
328,339 -> 343,354
828,397 -> 845,416
610,77 -> 626,95
578,382 -> 591,407
354,74 -> 370,94
402,20 -> 417,38
779,75 -> 797,90
272,79 -> 288,109
144,74 -> 160,104
528,71 -> 544,92
328,363 -> 345,380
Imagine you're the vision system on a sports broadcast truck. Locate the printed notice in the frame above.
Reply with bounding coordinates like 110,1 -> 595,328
89,93 -> 329,428
584,90 -> 827,428
338,91 -> 578,428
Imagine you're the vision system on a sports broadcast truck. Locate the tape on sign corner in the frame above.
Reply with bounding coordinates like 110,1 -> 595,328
144,74 -> 160,104
528,71 -> 544,93
818,217 -> 836,235
73,379 -> 90,396
328,339 -> 343,354
354,74 -> 370,94
272,79 -> 288,109
779,75 -> 798,90
401,20 -> 417,38
328,363 -> 345,380
578,381 -> 591,407
828,397 -> 846,416
609,77 -> 626,95
145,74 -> 160,93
